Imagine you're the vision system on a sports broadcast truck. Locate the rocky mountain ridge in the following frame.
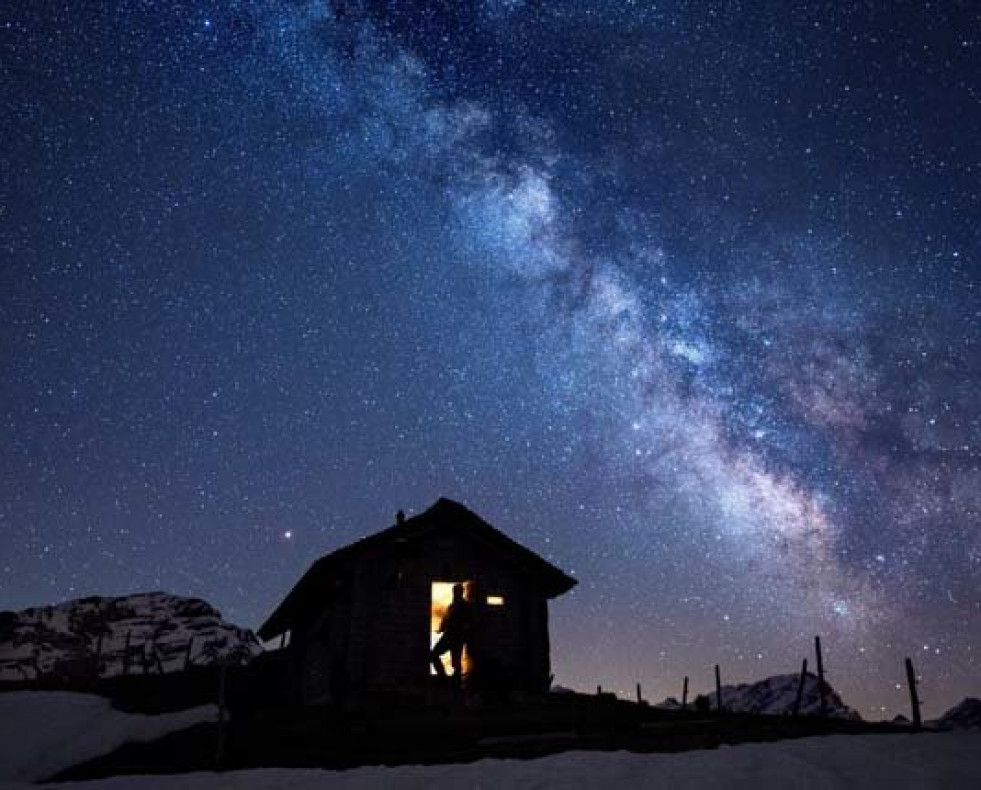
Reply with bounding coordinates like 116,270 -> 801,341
934,697 -> 981,730
657,672 -> 861,719
0,591 -> 262,682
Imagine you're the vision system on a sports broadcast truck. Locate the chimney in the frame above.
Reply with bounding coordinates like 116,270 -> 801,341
396,509 -> 405,526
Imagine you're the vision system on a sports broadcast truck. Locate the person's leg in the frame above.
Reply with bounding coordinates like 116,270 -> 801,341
430,634 -> 450,676
450,642 -> 463,679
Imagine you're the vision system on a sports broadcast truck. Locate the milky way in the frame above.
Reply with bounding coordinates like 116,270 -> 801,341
2,1 -> 979,717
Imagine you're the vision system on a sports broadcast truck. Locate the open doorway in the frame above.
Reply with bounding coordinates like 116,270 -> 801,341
430,580 -> 473,676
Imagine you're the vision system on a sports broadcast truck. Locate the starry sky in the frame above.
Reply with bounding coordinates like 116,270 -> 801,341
2,1 -> 979,718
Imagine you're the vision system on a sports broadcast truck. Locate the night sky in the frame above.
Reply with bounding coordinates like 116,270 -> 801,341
2,1 -> 979,718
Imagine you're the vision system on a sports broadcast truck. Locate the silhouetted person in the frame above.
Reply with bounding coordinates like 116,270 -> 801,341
430,584 -> 471,682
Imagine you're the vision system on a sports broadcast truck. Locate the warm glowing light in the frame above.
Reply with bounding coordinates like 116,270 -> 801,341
430,580 -> 472,676
486,595 -> 505,606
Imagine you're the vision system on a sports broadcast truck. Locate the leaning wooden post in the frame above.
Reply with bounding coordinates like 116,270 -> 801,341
94,632 -> 104,678
905,658 -> 922,731
682,676 -> 689,710
715,664 -> 723,714
792,659 -> 808,717
153,643 -> 165,675
216,658 -> 228,769
596,685 -> 602,696
814,636 -> 827,717
636,682 -> 643,704
183,637 -> 195,671
122,631 -> 132,676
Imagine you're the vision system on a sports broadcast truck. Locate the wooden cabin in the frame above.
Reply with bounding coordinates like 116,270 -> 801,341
258,498 -> 576,706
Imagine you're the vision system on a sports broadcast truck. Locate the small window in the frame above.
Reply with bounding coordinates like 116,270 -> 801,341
486,595 -> 505,607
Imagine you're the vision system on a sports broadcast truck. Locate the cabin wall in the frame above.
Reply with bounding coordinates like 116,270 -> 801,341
359,531 -> 552,697
361,559 -> 430,698
292,584 -> 353,706
295,622 -> 329,705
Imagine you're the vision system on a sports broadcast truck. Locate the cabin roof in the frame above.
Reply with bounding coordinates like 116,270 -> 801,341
258,497 -> 576,640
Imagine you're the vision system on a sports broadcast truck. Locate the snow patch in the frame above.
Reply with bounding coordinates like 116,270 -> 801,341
0,733 -> 978,789
0,691 -> 216,782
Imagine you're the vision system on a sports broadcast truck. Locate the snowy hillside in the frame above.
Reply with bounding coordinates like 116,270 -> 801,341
661,673 -> 860,719
0,592 -> 261,681
0,691 -> 217,783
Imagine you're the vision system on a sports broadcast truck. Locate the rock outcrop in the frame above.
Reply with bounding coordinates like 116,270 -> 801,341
0,592 -> 262,681
658,672 -> 861,719
934,697 -> 981,731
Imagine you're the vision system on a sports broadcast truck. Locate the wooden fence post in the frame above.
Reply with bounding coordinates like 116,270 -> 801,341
216,659 -> 228,769
184,637 -> 195,672
814,636 -> 827,717
94,632 -> 104,679
636,682 -> 643,704
905,657 -> 922,731
715,664 -> 723,713
792,658 -> 808,717
682,676 -> 688,710
121,631 -> 131,676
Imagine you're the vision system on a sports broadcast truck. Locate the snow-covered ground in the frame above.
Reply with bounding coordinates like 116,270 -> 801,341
0,691 -> 978,788
3,733 -> 978,789
0,692 -> 216,783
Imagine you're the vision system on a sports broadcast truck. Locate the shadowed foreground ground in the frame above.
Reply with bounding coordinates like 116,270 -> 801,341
37,733 -> 981,790
53,692 -> 912,782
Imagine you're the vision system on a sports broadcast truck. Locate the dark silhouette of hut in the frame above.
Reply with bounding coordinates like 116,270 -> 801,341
258,498 -> 576,706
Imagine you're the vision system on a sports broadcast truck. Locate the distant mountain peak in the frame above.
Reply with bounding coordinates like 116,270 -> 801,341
657,672 -> 860,720
0,591 -> 261,682
935,697 -> 981,731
